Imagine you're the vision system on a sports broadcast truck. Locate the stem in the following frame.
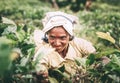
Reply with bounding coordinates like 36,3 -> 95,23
114,44 -> 120,50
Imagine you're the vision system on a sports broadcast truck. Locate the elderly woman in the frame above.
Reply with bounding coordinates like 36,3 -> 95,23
33,11 -> 96,82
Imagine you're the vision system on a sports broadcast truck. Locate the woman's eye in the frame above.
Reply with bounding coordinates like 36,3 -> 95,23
60,36 -> 66,40
49,36 -> 55,39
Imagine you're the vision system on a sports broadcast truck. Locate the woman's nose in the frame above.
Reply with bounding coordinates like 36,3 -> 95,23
54,39 -> 61,46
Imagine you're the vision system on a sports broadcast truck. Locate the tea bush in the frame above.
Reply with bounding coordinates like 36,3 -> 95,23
0,0 -> 120,83
77,2 -> 120,49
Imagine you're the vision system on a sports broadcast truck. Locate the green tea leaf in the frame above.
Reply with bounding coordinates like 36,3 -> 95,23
2,17 -> 16,26
95,48 -> 120,59
58,65 -> 65,73
96,31 -> 115,44
86,53 -> 95,66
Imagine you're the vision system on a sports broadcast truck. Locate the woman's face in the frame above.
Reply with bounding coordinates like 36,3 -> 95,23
47,26 -> 70,53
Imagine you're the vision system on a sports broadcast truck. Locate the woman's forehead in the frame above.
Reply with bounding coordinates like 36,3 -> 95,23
48,26 -> 68,34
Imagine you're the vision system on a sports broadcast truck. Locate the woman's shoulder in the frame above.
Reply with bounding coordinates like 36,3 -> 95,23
72,37 -> 92,45
70,37 -> 96,55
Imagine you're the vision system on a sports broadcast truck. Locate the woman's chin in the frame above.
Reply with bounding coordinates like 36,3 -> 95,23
55,49 -> 63,53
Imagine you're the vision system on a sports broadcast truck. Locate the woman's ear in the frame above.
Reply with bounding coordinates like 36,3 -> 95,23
42,34 -> 49,43
69,35 -> 74,41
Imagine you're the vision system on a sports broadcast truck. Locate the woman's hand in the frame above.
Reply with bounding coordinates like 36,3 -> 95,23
35,71 -> 49,83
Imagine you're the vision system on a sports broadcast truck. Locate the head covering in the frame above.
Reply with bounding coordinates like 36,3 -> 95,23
42,11 -> 78,36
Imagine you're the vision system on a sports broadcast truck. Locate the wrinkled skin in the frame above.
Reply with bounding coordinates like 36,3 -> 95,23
47,26 -> 70,58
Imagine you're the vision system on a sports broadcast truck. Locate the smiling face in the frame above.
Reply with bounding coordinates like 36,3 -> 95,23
47,26 -> 70,54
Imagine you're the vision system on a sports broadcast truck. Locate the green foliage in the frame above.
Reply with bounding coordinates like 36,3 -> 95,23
0,0 -> 120,83
0,0 -> 52,29
74,52 -> 120,83
95,48 -> 120,59
0,16 -> 35,83
0,37 -> 12,76
100,0 -> 120,6
49,65 -> 72,83
86,53 -> 95,66
56,0 -> 87,12
73,25 -> 120,83
78,5 -> 120,48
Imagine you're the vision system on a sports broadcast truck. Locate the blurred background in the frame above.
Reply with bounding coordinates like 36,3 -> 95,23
0,0 -> 120,83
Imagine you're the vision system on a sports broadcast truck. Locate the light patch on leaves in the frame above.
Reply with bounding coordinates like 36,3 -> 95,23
96,31 -> 115,44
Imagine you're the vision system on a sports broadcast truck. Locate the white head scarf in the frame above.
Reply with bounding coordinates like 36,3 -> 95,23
42,11 -> 78,36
